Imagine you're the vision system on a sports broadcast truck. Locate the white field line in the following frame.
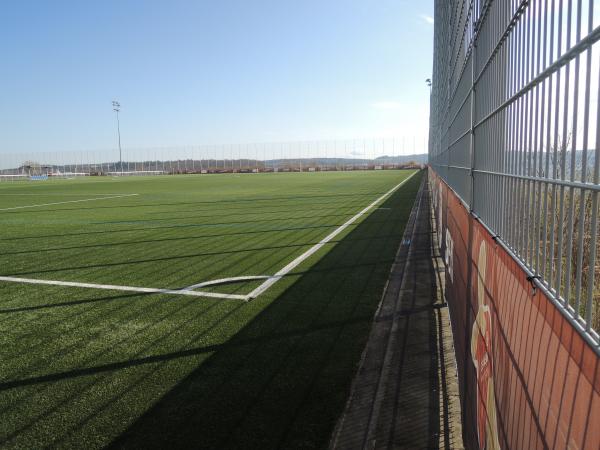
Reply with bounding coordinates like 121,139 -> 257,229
247,171 -> 418,300
183,275 -> 271,290
0,171 -> 417,302
0,194 -> 139,211
0,276 -> 248,300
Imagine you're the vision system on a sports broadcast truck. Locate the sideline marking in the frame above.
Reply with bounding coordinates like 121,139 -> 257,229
0,276 -> 248,300
247,171 -> 418,299
0,194 -> 139,211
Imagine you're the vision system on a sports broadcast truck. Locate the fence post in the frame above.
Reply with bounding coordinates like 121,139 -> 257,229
469,17 -> 477,212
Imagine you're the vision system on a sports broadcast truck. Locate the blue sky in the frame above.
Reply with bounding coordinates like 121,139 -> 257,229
1,0 -> 433,155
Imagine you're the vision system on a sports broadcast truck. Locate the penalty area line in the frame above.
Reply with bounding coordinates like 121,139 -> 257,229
247,171 -> 419,300
0,194 -> 139,211
0,276 -> 248,301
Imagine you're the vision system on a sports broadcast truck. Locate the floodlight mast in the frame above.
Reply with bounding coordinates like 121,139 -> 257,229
112,100 -> 122,175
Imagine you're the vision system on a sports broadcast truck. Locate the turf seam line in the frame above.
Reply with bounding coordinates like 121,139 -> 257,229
0,194 -> 139,211
246,171 -> 419,301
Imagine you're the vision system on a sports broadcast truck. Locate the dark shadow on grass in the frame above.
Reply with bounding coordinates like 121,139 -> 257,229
1,226 -> 401,259
330,175 -> 454,449
0,202 -> 360,243
0,261 -> 395,316
0,291 -> 146,314
0,317 -> 371,391
104,172 -> 423,449
0,190 -> 393,216
3,223 -> 401,277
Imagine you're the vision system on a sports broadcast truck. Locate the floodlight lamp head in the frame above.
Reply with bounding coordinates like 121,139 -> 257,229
112,100 -> 121,111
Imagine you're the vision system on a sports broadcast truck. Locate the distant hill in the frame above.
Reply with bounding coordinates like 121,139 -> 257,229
1,154 -> 429,175
374,154 -> 428,164
266,154 -> 427,166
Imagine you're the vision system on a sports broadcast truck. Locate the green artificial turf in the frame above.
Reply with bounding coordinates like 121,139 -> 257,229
0,170 -> 421,449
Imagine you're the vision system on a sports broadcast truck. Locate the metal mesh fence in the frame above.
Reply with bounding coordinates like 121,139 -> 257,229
0,137 -> 426,179
429,0 -> 600,345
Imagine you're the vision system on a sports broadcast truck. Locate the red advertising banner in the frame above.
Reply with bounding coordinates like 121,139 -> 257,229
429,168 -> 600,450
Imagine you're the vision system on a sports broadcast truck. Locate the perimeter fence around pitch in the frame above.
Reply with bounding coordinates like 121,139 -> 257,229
429,0 -> 599,346
0,137 -> 426,180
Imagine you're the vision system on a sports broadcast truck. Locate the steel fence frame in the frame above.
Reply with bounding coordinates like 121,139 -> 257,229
429,0 -> 600,347
0,137 -> 427,176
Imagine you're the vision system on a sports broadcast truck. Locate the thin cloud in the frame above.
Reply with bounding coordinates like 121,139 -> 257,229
371,101 -> 402,110
420,14 -> 434,25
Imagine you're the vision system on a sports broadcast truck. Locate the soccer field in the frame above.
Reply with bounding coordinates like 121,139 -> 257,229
0,170 -> 421,449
